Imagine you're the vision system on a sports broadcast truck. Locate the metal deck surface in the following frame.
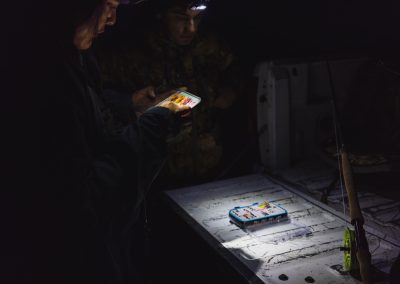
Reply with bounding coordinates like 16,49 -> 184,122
165,174 -> 400,283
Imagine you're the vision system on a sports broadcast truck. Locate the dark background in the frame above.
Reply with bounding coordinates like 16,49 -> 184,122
100,0 -> 400,69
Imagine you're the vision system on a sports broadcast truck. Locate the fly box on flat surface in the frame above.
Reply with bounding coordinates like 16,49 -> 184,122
229,201 -> 288,229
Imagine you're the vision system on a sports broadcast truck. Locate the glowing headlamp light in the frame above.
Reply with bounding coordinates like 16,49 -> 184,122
121,0 -> 210,10
191,5 -> 207,11
189,0 -> 209,10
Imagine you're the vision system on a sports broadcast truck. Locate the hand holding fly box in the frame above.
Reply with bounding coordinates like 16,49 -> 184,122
157,90 -> 201,109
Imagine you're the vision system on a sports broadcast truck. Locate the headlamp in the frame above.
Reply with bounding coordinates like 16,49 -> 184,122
121,0 -> 210,10
188,0 -> 209,11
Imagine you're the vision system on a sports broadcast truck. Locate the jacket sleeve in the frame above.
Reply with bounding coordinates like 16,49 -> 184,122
94,106 -> 179,226
41,96 -> 178,227
101,88 -> 137,125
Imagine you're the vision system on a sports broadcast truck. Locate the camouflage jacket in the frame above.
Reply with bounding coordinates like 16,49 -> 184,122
97,32 -> 237,184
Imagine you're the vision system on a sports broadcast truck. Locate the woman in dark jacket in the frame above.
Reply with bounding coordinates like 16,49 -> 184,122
37,0 -> 188,283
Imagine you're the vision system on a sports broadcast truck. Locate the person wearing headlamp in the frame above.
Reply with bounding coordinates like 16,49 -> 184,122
162,0 -> 210,45
97,0 -> 244,189
37,0 -> 190,283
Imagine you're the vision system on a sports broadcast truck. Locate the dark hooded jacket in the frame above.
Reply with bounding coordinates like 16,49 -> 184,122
38,47 -> 180,283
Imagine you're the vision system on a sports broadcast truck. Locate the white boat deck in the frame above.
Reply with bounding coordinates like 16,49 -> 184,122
165,174 -> 400,283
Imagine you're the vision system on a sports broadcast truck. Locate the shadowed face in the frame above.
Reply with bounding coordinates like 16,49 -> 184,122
165,7 -> 202,46
73,0 -> 120,50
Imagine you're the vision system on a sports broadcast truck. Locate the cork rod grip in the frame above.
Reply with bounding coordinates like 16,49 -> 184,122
341,150 -> 363,220
357,249 -> 373,284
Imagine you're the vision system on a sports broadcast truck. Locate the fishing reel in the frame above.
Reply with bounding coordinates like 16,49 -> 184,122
342,227 -> 357,271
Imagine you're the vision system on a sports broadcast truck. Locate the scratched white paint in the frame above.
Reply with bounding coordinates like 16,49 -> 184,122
166,174 -> 400,283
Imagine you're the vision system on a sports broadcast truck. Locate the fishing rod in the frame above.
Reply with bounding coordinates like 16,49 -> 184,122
326,61 -> 373,284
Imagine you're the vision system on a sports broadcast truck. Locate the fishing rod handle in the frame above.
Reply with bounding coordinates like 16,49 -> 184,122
357,249 -> 373,284
341,149 -> 363,220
